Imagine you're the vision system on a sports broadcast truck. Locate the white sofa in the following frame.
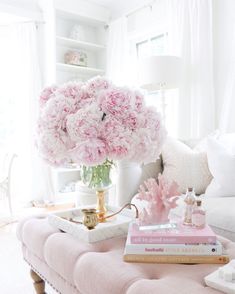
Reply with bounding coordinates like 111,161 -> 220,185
130,138 -> 235,242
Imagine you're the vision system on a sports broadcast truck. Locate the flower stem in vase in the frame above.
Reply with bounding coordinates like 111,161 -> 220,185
96,190 -> 107,222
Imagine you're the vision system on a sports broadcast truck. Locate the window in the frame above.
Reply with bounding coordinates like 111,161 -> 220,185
151,34 -> 165,55
136,33 -> 166,58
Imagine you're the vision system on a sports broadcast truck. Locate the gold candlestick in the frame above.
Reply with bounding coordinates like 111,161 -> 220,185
96,190 -> 107,222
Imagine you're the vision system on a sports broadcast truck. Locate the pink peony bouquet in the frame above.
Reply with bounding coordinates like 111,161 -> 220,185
37,76 -> 166,167
137,174 -> 180,225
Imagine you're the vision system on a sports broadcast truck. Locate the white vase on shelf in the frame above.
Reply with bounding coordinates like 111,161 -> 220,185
69,25 -> 85,41
116,161 -> 142,206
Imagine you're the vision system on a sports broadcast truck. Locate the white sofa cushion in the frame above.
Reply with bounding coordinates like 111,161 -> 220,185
205,138 -> 235,197
161,138 -> 212,194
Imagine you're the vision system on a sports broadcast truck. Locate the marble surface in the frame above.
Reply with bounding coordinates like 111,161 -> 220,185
205,260 -> 235,294
48,205 -> 136,243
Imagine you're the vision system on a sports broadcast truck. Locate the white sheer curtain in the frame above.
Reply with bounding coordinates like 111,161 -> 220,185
0,23 -> 54,208
218,9 -> 235,133
219,65 -> 235,132
166,0 -> 215,139
106,17 -> 136,86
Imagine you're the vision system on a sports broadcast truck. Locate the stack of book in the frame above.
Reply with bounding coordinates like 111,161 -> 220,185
123,222 -> 229,264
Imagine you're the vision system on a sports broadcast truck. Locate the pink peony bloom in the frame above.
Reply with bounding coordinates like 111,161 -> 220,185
70,139 -> 107,166
40,94 -> 77,131
66,104 -> 102,141
134,90 -> 145,112
37,130 -> 70,166
85,76 -> 112,93
37,76 -> 166,166
39,85 -> 58,107
98,87 -> 135,116
57,81 -> 92,111
121,111 -> 144,131
100,116 -> 132,160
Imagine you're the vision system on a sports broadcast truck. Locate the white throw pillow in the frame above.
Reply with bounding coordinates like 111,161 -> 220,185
205,138 -> 235,197
161,138 -> 212,194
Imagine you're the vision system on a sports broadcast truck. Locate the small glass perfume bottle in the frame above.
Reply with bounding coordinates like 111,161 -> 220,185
183,187 -> 196,226
192,200 -> 206,229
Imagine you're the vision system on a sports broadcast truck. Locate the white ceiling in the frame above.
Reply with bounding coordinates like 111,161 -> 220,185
87,0 -> 150,19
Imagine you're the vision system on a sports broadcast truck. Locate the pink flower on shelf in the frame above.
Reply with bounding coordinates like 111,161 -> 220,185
137,174 -> 180,225
39,85 -> 58,107
70,139 -> 107,166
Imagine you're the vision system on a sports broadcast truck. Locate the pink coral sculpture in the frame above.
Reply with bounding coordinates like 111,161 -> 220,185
137,174 -> 180,225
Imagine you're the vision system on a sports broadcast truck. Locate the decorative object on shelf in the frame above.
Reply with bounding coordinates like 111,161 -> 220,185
59,181 -> 76,193
136,174 -> 180,225
37,76 -> 166,217
69,24 -> 85,41
64,50 -> 87,67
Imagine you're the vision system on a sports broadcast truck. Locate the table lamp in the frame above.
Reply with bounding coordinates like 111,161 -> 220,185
139,55 -> 182,123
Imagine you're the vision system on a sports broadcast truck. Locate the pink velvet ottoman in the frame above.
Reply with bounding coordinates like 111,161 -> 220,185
17,215 -> 235,294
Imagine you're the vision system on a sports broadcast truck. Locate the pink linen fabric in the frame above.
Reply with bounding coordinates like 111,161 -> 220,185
17,217 -> 235,294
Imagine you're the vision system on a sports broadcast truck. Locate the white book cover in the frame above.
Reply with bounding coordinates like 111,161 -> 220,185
124,235 -> 223,256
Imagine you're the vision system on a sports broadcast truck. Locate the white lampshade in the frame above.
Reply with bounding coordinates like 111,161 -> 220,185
139,55 -> 183,91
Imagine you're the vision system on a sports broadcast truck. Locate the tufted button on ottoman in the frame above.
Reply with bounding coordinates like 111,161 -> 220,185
17,216 -> 235,294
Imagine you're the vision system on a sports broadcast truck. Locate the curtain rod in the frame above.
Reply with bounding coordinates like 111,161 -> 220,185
126,0 -> 155,18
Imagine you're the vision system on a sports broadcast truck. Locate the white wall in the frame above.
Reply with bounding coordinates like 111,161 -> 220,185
213,0 -> 235,127
0,0 -> 43,21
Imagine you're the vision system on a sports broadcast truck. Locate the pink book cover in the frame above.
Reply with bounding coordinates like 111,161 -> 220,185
129,223 -> 217,244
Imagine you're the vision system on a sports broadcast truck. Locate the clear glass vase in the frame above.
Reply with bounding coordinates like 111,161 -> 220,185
80,160 -> 113,221
80,160 -> 113,190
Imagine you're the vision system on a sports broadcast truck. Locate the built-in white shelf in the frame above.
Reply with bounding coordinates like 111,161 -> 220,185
56,62 -> 105,75
55,167 -> 80,173
56,36 -> 106,51
58,191 -> 77,197
56,9 -> 108,27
